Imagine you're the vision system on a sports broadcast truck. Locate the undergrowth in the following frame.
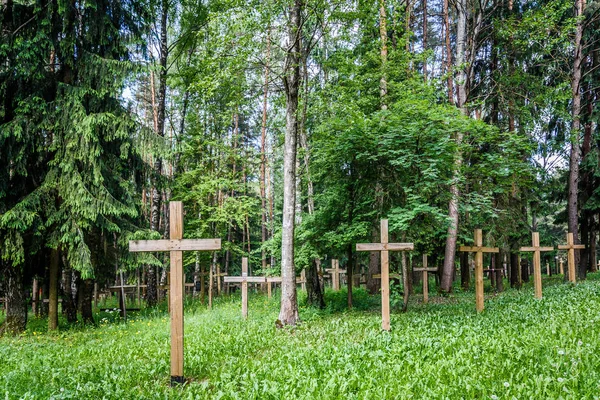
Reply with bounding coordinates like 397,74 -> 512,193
1,275 -> 600,399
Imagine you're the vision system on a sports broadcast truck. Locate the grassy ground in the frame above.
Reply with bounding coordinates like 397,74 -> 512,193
1,275 -> 600,399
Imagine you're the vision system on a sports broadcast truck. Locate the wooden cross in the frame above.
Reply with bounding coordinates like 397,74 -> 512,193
325,259 -> 346,290
459,229 -> 499,312
558,232 -> 585,283
519,232 -> 553,299
265,275 -> 303,298
356,219 -> 413,331
223,257 -> 266,319
413,254 -> 437,304
129,201 -> 221,385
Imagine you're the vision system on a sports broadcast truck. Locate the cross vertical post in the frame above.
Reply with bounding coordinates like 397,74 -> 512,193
459,229 -> 499,312
241,257 -> 248,319
381,220 -> 390,330
169,201 -> 184,384
520,232 -> 553,299
558,233 -> 585,283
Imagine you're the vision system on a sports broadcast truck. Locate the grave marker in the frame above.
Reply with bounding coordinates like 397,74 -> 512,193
325,259 -> 346,290
356,219 -> 413,331
519,232 -> 553,299
224,257 -> 267,318
413,254 -> 437,304
459,229 -> 499,312
129,201 -> 221,385
558,232 -> 585,283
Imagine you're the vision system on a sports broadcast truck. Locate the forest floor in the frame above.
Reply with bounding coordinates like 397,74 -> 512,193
1,274 -> 600,399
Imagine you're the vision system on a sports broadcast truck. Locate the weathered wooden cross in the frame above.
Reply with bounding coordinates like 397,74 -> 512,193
459,229 -> 499,312
356,219 -> 413,331
223,257 -> 266,319
413,254 -> 437,304
519,232 -> 553,299
129,201 -> 221,385
325,259 -> 346,291
558,232 -> 585,283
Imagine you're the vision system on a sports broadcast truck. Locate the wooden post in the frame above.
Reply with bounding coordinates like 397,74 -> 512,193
129,201 -> 221,386
459,229 -> 499,312
356,219 -> 413,331
169,202 -> 184,384
559,257 -> 564,275
413,255 -> 437,304
241,258 -> 248,319
558,232 -> 585,283
520,232 -> 553,299
300,269 -> 306,291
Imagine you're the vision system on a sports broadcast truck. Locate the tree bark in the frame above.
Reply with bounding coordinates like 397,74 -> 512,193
80,279 -> 94,324
379,0 -> 388,109
422,0 -> 428,81
260,27 -> 271,270
460,251 -> 470,290
568,0 -> 585,279
0,263 -> 27,336
48,248 -> 59,331
306,258 -> 325,308
147,0 -> 169,307
278,0 -> 303,327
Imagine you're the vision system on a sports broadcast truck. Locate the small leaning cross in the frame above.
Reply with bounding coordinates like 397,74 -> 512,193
129,201 -> 221,385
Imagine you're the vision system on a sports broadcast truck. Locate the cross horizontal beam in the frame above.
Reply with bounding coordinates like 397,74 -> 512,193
520,246 -> 554,252
129,239 -> 222,252
458,246 -> 499,253
557,244 -> 585,250
413,267 -> 437,272
373,273 -> 401,279
223,276 -> 267,284
356,243 -> 414,252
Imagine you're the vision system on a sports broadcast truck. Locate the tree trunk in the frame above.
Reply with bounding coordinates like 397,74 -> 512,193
568,0 -> 585,279
521,258 -> 529,283
460,251 -> 470,290
80,279 -> 94,324
278,0 -> 303,327
510,251 -> 521,289
147,0 -> 169,307
0,263 -> 27,336
260,27 -> 271,270
495,252 -> 504,292
48,248 -> 59,331
422,0 -> 428,81
306,258 -> 325,308
61,261 -> 77,323
440,0 -> 467,293
379,0 -> 388,109
367,227 -> 381,295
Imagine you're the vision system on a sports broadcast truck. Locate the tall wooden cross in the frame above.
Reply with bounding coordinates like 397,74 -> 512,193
223,257 -> 266,319
356,219 -> 413,331
459,229 -> 499,312
558,232 -> 585,283
413,254 -> 437,304
519,232 -> 553,299
129,201 -> 221,385
325,259 -> 346,291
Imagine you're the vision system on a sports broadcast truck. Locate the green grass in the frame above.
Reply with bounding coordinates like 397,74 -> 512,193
2,276 -> 600,399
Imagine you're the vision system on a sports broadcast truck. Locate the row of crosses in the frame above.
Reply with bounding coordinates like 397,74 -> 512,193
129,203 -> 586,384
